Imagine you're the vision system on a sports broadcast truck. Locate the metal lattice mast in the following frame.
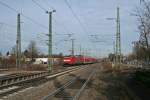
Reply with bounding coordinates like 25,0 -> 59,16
16,13 -> 21,68
118,7 -> 121,66
113,41 -> 116,64
48,12 -> 52,73
47,10 -> 55,73
71,39 -> 75,56
116,7 -> 121,68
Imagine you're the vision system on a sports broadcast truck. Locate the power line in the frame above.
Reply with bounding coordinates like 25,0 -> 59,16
32,0 -> 47,12
33,0 -> 71,34
32,0 -> 61,48
42,0 -> 70,32
53,18 -> 71,34
21,14 -> 48,29
0,0 -> 18,13
42,0 -> 55,10
64,0 -> 88,34
0,21 -> 45,38
0,0 -> 48,30
0,22 -> 16,28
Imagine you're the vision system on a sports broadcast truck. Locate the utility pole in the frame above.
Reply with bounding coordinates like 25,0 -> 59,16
16,13 -> 21,68
115,7 -> 121,69
113,41 -> 116,64
71,39 -> 75,56
46,10 -> 55,73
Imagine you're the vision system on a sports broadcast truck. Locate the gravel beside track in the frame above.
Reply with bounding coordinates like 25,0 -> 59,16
0,64 -> 95,100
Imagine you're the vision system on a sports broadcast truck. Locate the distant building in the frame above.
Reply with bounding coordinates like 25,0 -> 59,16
33,58 -> 47,64
25,57 -> 62,65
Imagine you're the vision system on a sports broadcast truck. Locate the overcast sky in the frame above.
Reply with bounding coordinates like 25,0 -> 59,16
0,0 -> 141,57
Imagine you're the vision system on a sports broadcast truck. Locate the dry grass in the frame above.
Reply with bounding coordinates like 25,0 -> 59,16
101,62 -> 113,72
22,64 -> 47,71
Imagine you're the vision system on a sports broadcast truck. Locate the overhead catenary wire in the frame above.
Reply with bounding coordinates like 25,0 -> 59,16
32,0 -> 76,52
33,0 -> 89,52
21,14 -> 48,29
43,0 -> 72,34
42,0 -> 55,11
0,22 -> 16,28
64,0 -> 88,34
0,1 -> 49,54
63,0 -> 92,52
0,21 -> 43,39
0,0 -> 49,48
33,0 -> 72,34
0,0 -> 48,30
0,0 -> 71,36
31,0 -> 57,44
0,0 -> 18,13
32,0 -> 47,12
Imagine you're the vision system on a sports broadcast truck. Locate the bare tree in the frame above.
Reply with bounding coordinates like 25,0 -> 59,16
27,41 -> 39,61
0,52 -> 2,66
10,45 -> 16,55
137,3 -> 150,48
134,1 -> 150,60
0,52 -> 2,57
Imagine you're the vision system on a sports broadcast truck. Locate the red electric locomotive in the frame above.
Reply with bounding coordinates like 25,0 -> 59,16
63,55 -> 97,66
63,56 -> 80,65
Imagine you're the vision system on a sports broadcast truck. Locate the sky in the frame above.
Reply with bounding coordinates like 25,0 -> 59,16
0,0 -> 141,57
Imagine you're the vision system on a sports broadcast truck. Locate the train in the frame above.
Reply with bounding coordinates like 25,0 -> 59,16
63,55 -> 97,66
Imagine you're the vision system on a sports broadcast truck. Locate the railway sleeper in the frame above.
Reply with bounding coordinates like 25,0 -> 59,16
0,68 -> 80,90
0,72 -> 48,89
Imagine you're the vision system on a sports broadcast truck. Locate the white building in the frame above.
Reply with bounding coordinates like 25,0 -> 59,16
33,58 -> 48,64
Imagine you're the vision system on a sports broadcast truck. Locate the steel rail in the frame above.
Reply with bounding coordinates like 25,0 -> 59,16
42,77 -> 77,100
0,65 -> 85,89
0,72 -> 48,89
42,66 -> 89,100
0,66 -> 84,98
42,69 -> 95,100
73,70 -> 95,100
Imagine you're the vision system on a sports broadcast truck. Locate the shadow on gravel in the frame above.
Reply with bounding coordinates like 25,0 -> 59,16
53,78 -> 72,99
96,72 -> 133,100
52,74 -> 93,99
67,77 -> 93,89
127,74 -> 150,100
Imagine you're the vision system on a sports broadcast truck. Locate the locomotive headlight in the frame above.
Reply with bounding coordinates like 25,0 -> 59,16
64,59 -> 71,62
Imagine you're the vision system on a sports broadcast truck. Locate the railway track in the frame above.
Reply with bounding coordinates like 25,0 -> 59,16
0,69 -> 8,72
42,69 -> 95,100
0,65 -> 89,98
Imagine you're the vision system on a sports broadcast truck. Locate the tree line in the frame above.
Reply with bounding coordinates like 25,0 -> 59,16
0,40 -> 64,68
131,0 -> 150,61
